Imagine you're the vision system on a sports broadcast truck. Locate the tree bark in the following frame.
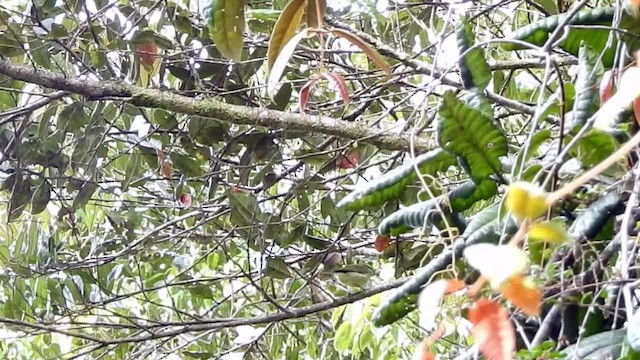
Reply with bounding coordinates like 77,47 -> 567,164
0,59 -> 431,153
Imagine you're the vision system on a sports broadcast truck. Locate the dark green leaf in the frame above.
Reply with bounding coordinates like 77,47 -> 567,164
337,149 -> 456,211
72,182 -> 98,210
265,258 -> 290,279
457,17 -> 491,90
571,43 -> 603,129
437,91 -> 508,181
30,181 -> 51,215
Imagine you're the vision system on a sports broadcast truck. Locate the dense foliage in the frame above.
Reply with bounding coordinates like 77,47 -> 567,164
2,0 -> 640,359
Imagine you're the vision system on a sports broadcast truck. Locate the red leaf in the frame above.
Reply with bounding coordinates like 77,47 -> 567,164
156,150 -> 172,179
320,72 -> 350,107
468,299 -> 515,360
337,148 -> 361,169
374,235 -> 390,252
136,42 -> 159,66
499,275 -> 542,317
299,78 -> 318,114
179,193 -> 192,208
599,70 -> 615,105
155,149 -> 166,162
299,72 -> 350,114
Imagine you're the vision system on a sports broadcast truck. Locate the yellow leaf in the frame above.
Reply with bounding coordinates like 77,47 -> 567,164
528,220 -> 570,244
505,181 -> 548,221
464,244 -> 528,289
267,0 -> 307,71
330,28 -> 391,78
500,275 -> 542,317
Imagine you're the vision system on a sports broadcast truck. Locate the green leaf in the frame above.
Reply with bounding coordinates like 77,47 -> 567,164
448,180 -> 497,213
335,271 -> 370,288
378,198 -> 440,236
561,328 -> 626,359
280,222 -> 305,247
265,258 -> 291,279
201,0 -> 246,62
267,0 -> 306,71
503,7 -> 640,68
7,174 -> 31,222
334,321 -> 353,354
457,17 -> 491,90
569,129 -> 621,169
371,293 -> 418,327
378,180 -> 496,236
462,203 -> 500,236
72,182 -> 98,210
189,116 -> 228,144
569,191 -> 622,241
122,151 -> 140,192
58,103 -> 88,132
269,82 -> 292,111
30,181 -> 51,215
571,43 -> 603,129
337,149 -> 456,211
170,153 -> 204,177
227,189 -> 262,227
436,91 -> 508,181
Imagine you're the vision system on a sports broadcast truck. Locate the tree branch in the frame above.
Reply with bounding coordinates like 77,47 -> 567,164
0,277 -> 407,345
0,59 -> 431,153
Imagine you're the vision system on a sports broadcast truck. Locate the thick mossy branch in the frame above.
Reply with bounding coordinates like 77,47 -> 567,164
0,59 -> 429,153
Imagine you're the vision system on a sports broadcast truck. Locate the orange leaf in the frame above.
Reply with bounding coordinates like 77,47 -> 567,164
500,275 -> 542,317
374,235 -> 390,252
468,299 -> 515,360
330,28 -> 391,78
